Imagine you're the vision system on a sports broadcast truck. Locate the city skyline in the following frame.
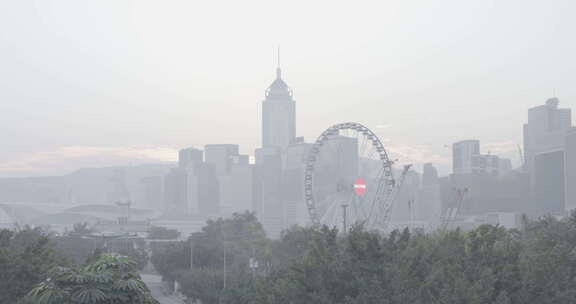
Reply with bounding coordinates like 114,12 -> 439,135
2,59 -> 548,178
3,2 -> 576,303
2,0 -> 576,177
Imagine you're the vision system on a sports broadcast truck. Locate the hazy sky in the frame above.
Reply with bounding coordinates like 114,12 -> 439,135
1,0 -> 575,177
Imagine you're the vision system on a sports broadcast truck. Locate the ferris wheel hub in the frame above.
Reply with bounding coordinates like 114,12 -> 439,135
304,122 -> 398,230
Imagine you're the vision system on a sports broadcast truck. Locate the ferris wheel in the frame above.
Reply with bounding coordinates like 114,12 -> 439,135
304,122 -> 409,231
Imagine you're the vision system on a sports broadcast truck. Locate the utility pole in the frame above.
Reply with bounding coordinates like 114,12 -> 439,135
218,221 -> 227,304
221,222 -> 227,290
408,199 -> 414,230
341,204 -> 348,233
249,245 -> 259,277
189,238 -> 194,270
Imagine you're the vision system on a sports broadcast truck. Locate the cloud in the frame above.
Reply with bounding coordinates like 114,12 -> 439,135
482,141 -> 519,156
0,141 -> 521,177
375,124 -> 391,129
0,145 -> 179,177
385,143 -> 451,168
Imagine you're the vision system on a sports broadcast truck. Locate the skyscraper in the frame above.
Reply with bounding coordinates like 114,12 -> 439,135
205,144 -> 254,217
565,128 -> 576,211
523,97 -> 572,172
205,144 -> 239,176
523,97 -> 572,214
261,52 -> 296,150
452,140 -> 504,176
179,148 -> 203,170
419,163 -> 442,222
254,146 -> 283,238
452,140 -> 480,175
533,150 -> 565,215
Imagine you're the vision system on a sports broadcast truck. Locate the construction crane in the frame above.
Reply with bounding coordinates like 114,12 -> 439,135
440,187 -> 468,230
407,199 -> 415,230
381,164 -> 413,230
517,144 -> 525,170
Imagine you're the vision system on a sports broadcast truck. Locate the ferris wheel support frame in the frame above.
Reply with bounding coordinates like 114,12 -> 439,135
304,122 -> 405,230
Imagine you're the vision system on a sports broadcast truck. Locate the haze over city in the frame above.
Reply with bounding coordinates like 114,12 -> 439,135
4,1 -> 576,304
2,0 -> 576,177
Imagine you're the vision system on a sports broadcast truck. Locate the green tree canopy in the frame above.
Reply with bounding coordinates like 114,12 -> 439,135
0,226 -> 65,304
26,254 -> 158,304
151,210 -> 576,304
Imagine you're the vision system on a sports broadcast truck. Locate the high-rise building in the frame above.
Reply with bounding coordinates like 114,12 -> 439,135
205,144 -> 240,176
282,141 -> 313,227
261,55 -> 296,151
196,163 -> 220,216
164,147 -> 222,217
523,97 -> 572,172
256,53 -> 300,238
449,140 -> 528,216
218,159 -> 255,217
453,140 -> 480,175
523,97 -> 572,214
471,154 -> 500,176
566,128 -> 576,211
163,168 -> 187,213
179,148 -> 203,170
204,144 -> 254,217
533,150 -> 565,215
418,163 -> 442,222
453,140 -> 501,176
227,161 -> 255,214
254,146 -> 283,238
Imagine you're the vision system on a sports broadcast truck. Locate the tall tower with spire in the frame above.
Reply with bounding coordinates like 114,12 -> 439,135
261,48 -> 296,150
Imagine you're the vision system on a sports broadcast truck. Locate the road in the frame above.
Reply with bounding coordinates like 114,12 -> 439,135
141,273 -> 185,304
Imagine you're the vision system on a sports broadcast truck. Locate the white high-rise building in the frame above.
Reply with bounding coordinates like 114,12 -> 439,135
262,56 -> 296,151
256,53 -> 299,237
452,140 -> 504,176
566,128 -> 576,211
205,144 -> 239,176
523,97 -> 572,214
523,97 -> 572,172
453,140 -> 480,175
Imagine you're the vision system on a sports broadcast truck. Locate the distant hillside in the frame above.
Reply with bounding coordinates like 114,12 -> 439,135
0,163 -> 174,207
0,176 -> 65,203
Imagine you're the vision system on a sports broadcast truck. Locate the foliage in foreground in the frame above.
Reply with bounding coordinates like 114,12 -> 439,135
0,226 -> 65,304
25,254 -> 159,304
152,211 -> 576,304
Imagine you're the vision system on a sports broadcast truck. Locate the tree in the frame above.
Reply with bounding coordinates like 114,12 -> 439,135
0,226 -> 65,304
150,211 -> 576,304
151,212 -> 268,303
25,254 -> 159,304
178,212 -> 268,303
150,241 -> 190,282
69,222 -> 93,236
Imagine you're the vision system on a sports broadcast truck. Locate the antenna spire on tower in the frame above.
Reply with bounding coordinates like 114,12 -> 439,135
276,45 -> 282,79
